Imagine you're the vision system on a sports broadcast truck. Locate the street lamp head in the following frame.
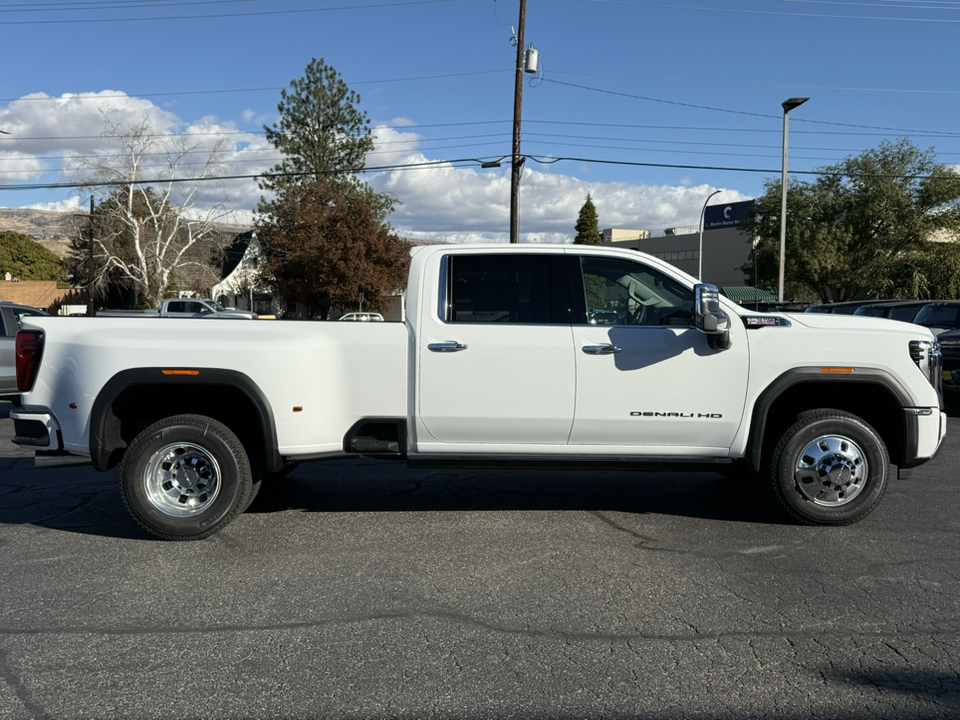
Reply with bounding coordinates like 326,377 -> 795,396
782,97 -> 809,114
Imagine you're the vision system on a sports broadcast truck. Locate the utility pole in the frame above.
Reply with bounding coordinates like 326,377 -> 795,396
88,196 -> 96,316
509,0 -> 527,244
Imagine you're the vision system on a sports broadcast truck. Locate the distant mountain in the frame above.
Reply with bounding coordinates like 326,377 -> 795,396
0,208 -> 252,260
0,208 -> 79,258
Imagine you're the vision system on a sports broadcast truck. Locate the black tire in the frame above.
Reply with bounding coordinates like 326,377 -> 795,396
768,409 -> 889,526
120,414 -> 252,540
241,463 -> 296,511
263,462 -> 299,482
718,458 -> 759,483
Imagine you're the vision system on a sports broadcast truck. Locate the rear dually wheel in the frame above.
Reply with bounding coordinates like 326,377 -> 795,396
120,414 -> 252,540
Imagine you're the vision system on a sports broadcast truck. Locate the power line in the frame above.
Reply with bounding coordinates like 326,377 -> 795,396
0,0 -> 462,24
541,78 -> 960,136
0,70 -> 506,103
577,0 -> 960,23
0,153 -> 948,192
0,0 -> 259,13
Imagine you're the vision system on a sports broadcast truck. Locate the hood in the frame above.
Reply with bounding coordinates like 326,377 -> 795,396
737,308 -> 936,340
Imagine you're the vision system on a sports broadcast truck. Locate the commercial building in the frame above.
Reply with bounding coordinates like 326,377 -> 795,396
601,200 -> 773,303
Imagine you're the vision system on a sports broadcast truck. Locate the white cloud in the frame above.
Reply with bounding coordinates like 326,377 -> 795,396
23,196 -> 84,213
2,92 -> 751,244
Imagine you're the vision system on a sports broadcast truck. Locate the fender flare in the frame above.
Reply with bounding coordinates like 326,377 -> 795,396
90,367 -> 281,473
747,366 -> 914,473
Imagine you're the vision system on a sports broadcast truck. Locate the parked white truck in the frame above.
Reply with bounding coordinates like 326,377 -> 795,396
11,244 -> 946,540
99,298 -> 258,319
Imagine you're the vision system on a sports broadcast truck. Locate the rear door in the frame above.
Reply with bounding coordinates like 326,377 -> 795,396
415,252 -> 576,447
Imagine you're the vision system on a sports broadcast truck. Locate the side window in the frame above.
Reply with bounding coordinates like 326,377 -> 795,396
579,256 -> 694,327
447,255 -> 557,324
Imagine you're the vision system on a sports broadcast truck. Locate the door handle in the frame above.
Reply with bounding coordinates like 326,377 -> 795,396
581,344 -> 622,355
428,341 -> 468,353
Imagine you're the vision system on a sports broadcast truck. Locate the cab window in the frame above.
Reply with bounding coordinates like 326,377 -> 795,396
446,254 -> 567,324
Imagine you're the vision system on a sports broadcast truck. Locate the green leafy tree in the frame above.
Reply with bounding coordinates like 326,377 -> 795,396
741,138 -> 960,302
256,181 -> 410,320
259,58 -> 396,224
0,232 -> 66,283
574,194 -> 602,246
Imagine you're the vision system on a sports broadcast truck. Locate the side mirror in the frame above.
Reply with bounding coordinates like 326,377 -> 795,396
694,284 -> 731,351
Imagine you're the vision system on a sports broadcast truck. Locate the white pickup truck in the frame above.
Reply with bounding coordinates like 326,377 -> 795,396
99,298 -> 258,319
11,244 -> 946,540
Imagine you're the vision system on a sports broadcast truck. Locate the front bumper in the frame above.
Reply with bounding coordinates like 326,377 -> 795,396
898,407 -> 947,475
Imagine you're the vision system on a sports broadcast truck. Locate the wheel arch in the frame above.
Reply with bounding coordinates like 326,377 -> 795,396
747,368 -> 912,474
90,368 -> 282,474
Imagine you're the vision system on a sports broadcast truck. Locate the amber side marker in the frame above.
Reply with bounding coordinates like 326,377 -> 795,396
162,369 -> 200,376
293,406 -> 303,413
820,367 -> 855,374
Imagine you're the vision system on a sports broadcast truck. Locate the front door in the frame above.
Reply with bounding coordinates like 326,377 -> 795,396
568,254 -> 749,453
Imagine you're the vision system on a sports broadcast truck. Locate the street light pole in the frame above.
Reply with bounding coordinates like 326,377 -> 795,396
698,189 -> 721,281
778,97 -> 808,302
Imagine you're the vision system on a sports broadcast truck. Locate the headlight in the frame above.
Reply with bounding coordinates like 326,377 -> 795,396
910,338 -> 942,392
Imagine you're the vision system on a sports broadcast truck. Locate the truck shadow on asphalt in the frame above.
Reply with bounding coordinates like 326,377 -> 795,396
0,458 -> 791,540
247,461 -> 787,526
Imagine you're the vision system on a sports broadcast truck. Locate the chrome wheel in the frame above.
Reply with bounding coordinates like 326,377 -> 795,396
793,434 -> 867,506
143,442 -> 222,517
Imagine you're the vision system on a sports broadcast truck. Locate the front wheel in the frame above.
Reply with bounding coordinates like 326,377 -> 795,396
120,414 -> 252,540
768,409 -> 889,526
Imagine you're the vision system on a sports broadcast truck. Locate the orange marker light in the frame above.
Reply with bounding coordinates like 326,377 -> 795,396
819,367 -> 855,374
162,370 -> 200,376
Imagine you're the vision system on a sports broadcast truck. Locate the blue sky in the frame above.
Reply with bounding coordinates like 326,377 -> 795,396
2,0 -> 959,243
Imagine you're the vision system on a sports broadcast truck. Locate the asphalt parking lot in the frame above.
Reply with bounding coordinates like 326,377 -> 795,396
2,400 -> 960,719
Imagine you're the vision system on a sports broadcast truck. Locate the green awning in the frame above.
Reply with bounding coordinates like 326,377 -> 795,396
721,286 -> 778,303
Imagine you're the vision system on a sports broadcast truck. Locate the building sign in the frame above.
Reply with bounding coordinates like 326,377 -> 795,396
705,200 -> 753,230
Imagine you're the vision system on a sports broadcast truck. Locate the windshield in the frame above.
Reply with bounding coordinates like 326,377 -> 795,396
914,304 -> 960,328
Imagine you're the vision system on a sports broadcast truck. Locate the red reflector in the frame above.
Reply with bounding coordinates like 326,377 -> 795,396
16,330 -> 44,393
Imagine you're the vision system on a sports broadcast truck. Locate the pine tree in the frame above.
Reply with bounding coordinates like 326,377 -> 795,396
574,194 -> 602,245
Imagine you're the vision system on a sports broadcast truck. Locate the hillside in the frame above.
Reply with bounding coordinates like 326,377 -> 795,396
0,207 -> 252,260
0,208 -> 80,258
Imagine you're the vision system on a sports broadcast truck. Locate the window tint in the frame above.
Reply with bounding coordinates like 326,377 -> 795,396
890,305 -> 924,322
579,256 -> 694,327
916,304 -> 960,329
448,255 -> 556,324
167,301 -> 185,313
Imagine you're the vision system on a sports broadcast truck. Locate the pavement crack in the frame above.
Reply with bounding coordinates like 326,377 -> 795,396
0,647 -> 49,720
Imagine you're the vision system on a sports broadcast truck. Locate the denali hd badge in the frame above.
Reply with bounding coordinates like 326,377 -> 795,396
631,412 -> 722,418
